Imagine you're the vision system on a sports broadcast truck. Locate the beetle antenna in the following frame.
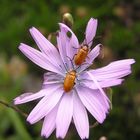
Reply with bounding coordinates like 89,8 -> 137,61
75,65 -> 81,71
65,63 -> 69,71
84,35 -> 102,46
66,56 -> 75,70
59,61 -> 68,73
72,46 -> 79,49
75,62 -> 91,71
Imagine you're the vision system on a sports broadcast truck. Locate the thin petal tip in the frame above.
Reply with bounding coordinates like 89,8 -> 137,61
13,96 -> 23,105
41,134 -> 49,139
58,22 -> 64,26
125,59 -> 135,64
88,18 -> 98,26
96,44 -> 102,50
18,43 -> 27,49
98,118 -> 105,124
19,42 -> 23,45
56,135 -> 65,140
41,132 -> 46,138
131,59 -> 136,64
90,17 -> 98,22
18,43 -> 30,53
29,26 -> 36,31
13,98 -> 18,105
58,23 -> 69,30
26,117 -> 34,124
58,23 -> 63,29
99,43 -> 103,47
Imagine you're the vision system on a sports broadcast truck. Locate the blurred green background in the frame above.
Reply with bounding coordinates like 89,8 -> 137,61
0,0 -> 140,140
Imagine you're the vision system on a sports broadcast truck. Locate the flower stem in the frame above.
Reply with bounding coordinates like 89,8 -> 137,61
0,100 -> 28,118
90,121 -> 99,128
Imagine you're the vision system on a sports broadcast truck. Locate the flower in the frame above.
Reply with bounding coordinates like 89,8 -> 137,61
14,18 -> 135,139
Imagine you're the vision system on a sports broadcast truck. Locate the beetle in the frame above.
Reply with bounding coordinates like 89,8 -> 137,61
74,36 -> 102,65
63,70 -> 76,92
74,44 -> 89,65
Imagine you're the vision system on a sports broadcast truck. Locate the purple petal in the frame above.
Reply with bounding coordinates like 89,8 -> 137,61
85,18 -> 98,47
56,92 -> 73,139
88,44 -> 101,63
57,30 -> 67,62
92,70 -> 131,80
57,29 -> 71,70
59,23 -> 79,48
65,40 -> 74,69
14,84 -> 61,104
87,72 -> 110,104
73,92 -> 89,139
59,23 -> 79,60
81,79 -> 124,89
27,87 -> 63,124
41,105 -> 58,138
43,72 -> 63,85
29,27 -> 62,67
108,59 -> 135,67
81,69 -> 130,82
76,86 -> 109,123
88,59 -> 135,80
19,43 -> 64,76
95,59 -> 135,72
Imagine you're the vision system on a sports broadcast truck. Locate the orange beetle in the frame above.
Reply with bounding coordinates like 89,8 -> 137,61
74,45 -> 89,65
63,70 -> 76,92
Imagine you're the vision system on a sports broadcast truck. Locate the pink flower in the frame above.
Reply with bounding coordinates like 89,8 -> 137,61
14,18 -> 135,139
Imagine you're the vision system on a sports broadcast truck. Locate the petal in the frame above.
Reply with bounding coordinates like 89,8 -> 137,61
59,23 -> 79,60
27,86 -> 63,124
94,59 -> 135,73
80,70 -> 130,82
59,23 -> 79,48
73,91 -> 89,139
41,105 -> 58,138
92,70 -> 131,80
43,72 -> 63,85
88,59 -> 135,80
57,30 -> 67,62
88,44 -> 101,63
57,29 -> 71,70
56,92 -> 73,139
76,86 -> 109,123
85,18 -> 98,47
19,43 -> 64,76
14,84 -> 60,104
108,59 -> 135,67
87,72 -> 110,104
65,40 -> 74,69
29,27 -> 62,67
81,79 -> 124,89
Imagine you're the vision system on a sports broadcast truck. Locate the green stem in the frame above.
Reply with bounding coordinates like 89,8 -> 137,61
90,121 -> 99,128
0,100 -> 28,118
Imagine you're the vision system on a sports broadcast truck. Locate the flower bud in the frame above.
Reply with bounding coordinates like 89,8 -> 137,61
62,13 -> 74,28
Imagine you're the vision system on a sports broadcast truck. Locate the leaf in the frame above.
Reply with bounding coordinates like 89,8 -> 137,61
6,109 -> 32,140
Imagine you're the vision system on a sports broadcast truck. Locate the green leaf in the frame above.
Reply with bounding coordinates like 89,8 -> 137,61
6,109 -> 32,140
